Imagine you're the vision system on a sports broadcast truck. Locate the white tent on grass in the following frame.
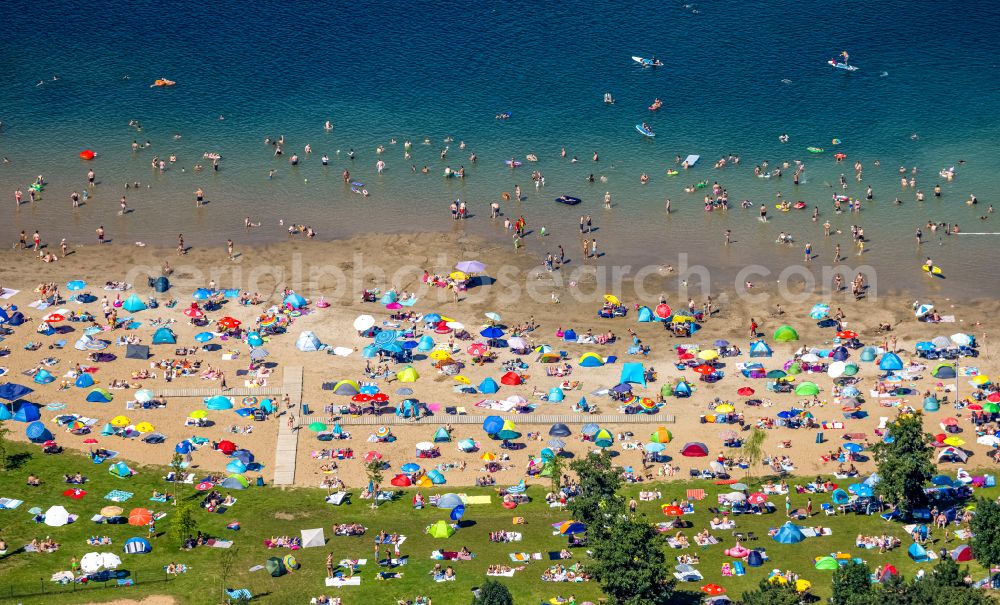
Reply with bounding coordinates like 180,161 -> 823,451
301,527 -> 326,548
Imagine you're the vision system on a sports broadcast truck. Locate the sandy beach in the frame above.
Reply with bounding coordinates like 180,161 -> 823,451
2,232 -> 997,491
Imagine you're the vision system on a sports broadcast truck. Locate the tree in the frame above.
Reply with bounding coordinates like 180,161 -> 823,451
831,561 -> 874,605
740,578 -> 802,605
170,453 -> 185,480
0,420 -> 10,470
743,427 -> 767,480
216,547 -> 240,604
471,579 -> 514,605
365,459 -> 385,510
567,451 -> 622,532
871,413 -> 935,516
168,502 -> 198,546
587,512 -> 674,605
547,453 -> 564,495
926,555 -> 964,588
971,497 -> 1000,566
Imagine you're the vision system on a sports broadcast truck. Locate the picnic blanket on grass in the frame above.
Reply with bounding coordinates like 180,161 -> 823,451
103,490 -> 133,502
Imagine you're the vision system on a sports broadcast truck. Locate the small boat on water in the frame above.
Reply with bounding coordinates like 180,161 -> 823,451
151,79 -> 176,87
632,56 -> 663,67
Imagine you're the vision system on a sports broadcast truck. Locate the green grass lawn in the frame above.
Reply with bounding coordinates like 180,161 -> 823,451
0,443 -> 994,605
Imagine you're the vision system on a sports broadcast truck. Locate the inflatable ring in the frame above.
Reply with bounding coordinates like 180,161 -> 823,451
502,192 -> 511,201
290,311 -> 301,317
502,501 -> 517,509
242,396 -> 258,406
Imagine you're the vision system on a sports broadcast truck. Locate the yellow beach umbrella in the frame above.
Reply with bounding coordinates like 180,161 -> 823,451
715,404 -> 735,413
943,436 -> 965,447
972,375 -> 991,385
480,452 -> 497,461
698,350 -> 719,361
454,375 -> 471,385
795,579 -> 812,593
135,422 -> 155,433
672,315 -> 694,323
188,410 -> 208,419
604,294 -> 620,306
111,415 -> 131,427
449,271 -> 468,282
439,316 -> 455,323
429,350 -> 452,361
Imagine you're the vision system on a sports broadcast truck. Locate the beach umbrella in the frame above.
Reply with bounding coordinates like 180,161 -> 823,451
110,415 -> 131,428
449,271 -> 468,282
249,347 -> 269,361
128,508 -> 153,526
188,410 -> 207,420
175,441 -> 192,455
645,442 -> 665,453
192,288 -> 212,300
748,492 -> 768,505
353,315 -> 375,331
715,404 -> 735,413
915,304 -> 934,317
701,584 -> 725,596
698,350 -> 719,361
794,382 -> 820,396
662,505 -> 684,516
44,313 -> 65,323
194,331 -> 213,342
654,304 -> 672,319
364,451 -> 383,462
843,442 -> 863,453
308,422 -> 327,433
810,303 -> 830,319
185,308 -> 205,319
100,505 -> 123,517
456,260 -> 485,273
375,425 -> 390,437
737,387 -> 755,396
766,370 -> 787,379
218,316 -> 241,329
837,330 -> 858,340
951,333 -> 973,347
134,422 -> 154,433
581,423 -> 600,436
972,375 -> 991,386
468,342 -> 489,356
133,389 -> 154,403
66,280 -> 86,291
480,326 -> 504,339
429,350 -> 452,361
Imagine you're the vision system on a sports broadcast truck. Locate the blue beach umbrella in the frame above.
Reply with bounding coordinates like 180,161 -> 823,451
374,330 -> 398,347
423,313 -> 442,324
195,332 -> 214,343
450,504 -> 466,521
66,280 -> 86,291
480,327 -> 504,339
401,463 -> 420,473
843,442 -> 863,453
644,442 -> 666,453
192,288 -> 212,300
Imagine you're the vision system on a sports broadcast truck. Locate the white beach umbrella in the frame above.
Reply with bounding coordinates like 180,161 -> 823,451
353,315 -> 375,331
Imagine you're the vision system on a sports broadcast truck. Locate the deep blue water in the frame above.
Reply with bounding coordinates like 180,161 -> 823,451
3,0 -> 1000,295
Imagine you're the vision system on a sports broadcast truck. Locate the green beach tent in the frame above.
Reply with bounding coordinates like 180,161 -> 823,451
773,325 -> 799,342
428,520 -> 454,539
794,381 -> 820,396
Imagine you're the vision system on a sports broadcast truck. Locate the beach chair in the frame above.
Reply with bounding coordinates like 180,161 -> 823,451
822,503 -> 836,516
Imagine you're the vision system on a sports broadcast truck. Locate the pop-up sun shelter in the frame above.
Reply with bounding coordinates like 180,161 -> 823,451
300,528 -> 325,548
773,326 -> 799,342
122,294 -> 146,313
619,362 -> 647,387
749,341 -> 773,357
295,331 -> 322,351
151,327 -> 176,344
772,522 -> 805,544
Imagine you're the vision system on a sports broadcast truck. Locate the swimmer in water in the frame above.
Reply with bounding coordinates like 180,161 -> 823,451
324,120 -> 333,131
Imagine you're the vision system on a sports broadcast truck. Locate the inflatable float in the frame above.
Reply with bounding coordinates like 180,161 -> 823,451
151,79 -> 176,87
635,124 -> 655,137
807,147 -> 824,154
80,149 -> 95,160
632,56 -> 664,67
555,195 -> 582,206
504,160 -> 522,167
666,169 -> 679,176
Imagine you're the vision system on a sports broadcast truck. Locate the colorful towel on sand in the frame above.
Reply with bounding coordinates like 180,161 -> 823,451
686,489 -> 706,501
325,576 -> 361,587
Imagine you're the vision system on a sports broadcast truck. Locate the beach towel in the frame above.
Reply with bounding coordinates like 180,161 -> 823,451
0,288 -> 19,299
487,568 -> 517,577
103,490 -> 133,502
338,559 -> 367,566
686,489 -> 706,501
509,553 -> 531,562
673,569 -> 704,581
0,498 -> 24,510
211,540 -> 234,549
465,495 -> 492,505
325,576 -> 361,587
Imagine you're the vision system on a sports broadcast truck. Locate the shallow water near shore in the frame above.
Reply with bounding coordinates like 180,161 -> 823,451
2,0 -> 1000,298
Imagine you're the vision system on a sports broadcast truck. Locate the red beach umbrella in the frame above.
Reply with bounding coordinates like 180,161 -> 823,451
662,505 -> 684,516
737,387 -> 755,396
701,584 -> 725,595
364,451 -> 383,462
184,308 -> 204,318
988,393 -> 1000,403
693,365 -> 715,375
218,317 -> 241,329
837,330 -> 858,339
352,393 -> 373,403
747,492 -> 768,505
655,304 -> 672,319
44,313 -> 65,323
372,393 -> 389,403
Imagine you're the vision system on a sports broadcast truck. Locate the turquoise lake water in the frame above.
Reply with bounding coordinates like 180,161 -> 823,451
2,0 -> 1000,298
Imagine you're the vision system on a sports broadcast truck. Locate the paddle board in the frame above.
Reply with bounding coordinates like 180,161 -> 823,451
828,60 -> 859,71
635,124 -> 655,137
922,265 -> 943,275
632,56 -> 663,67
683,154 -> 700,167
